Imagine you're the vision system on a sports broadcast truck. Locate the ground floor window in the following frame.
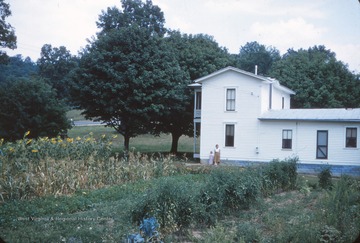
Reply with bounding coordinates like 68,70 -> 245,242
225,124 -> 235,147
317,130 -> 328,159
346,127 -> 357,148
282,129 -> 292,149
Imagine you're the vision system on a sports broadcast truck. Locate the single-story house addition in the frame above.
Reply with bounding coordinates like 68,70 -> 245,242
189,66 -> 360,176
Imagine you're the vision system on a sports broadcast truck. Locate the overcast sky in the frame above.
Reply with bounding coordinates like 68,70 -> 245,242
5,0 -> 360,73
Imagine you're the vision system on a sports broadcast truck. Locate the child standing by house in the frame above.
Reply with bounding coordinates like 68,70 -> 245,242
208,151 -> 214,165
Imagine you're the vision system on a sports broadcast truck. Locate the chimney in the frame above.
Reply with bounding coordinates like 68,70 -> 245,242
255,65 -> 258,75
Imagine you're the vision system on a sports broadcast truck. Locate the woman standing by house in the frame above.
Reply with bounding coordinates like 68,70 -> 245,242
214,144 -> 220,165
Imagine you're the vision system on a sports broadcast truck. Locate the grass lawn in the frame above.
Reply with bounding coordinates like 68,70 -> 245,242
67,125 -> 195,155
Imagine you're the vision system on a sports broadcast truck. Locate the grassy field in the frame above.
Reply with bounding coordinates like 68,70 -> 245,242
67,125 -> 195,155
66,109 -> 194,154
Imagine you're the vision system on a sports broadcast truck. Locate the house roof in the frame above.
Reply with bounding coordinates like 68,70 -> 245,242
259,108 -> 360,123
190,66 -> 295,95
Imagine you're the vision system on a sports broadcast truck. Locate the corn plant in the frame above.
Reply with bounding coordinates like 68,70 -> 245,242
0,132 -> 184,201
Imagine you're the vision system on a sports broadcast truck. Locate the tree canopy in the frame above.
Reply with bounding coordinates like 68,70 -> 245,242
269,45 -> 360,108
70,25 -> 186,150
0,55 -> 37,83
0,78 -> 70,141
236,41 -> 280,75
0,0 -> 17,63
160,31 -> 234,152
97,0 -> 166,37
37,44 -> 78,101
71,0 -> 235,153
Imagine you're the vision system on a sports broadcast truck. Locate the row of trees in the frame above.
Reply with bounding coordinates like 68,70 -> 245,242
1,0 -> 359,152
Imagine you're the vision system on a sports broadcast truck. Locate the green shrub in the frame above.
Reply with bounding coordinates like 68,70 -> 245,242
131,176 -> 200,233
198,168 -> 262,226
261,157 -> 298,195
321,176 -> 360,241
318,166 -> 333,189
201,224 -> 237,243
235,222 -> 261,243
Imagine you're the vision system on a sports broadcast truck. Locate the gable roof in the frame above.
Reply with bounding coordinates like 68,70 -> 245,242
190,66 -> 295,95
259,108 -> 360,123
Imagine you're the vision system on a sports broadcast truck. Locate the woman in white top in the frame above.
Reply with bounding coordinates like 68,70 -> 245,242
214,144 -> 220,165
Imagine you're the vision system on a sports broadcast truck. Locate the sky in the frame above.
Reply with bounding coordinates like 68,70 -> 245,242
5,0 -> 360,73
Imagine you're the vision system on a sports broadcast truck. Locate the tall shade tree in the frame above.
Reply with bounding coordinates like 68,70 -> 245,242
236,41 -> 280,75
37,44 -> 78,102
97,0 -> 166,37
269,45 -> 360,108
0,78 -> 70,141
159,31 -> 235,153
70,26 -> 186,150
0,0 -> 16,63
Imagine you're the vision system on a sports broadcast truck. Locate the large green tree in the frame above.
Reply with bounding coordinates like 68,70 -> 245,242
37,44 -> 78,101
0,78 -> 70,141
97,0 -> 166,37
0,0 -> 16,63
236,41 -> 280,75
70,25 -> 186,150
269,45 -> 360,108
159,31 -> 234,153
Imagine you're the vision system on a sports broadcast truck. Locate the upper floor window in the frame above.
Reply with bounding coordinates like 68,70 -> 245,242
282,130 -> 292,149
346,127 -> 357,148
226,88 -> 236,111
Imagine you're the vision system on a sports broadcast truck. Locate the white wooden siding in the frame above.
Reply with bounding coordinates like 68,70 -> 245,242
195,67 -> 359,167
258,121 -> 360,165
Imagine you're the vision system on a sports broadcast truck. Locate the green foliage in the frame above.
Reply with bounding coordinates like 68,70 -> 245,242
70,25 -> 186,151
166,31 -> 234,81
235,222 -> 261,243
320,176 -> 360,241
236,41 -> 280,75
0,134 -> 183,200
318,166 -> 333,189
261,157 -> 298,195
270,45 -> 360,108
1,157 -> 359,242
37,44 -> 78,101
97,0 -> 166,37
0,78 -> 70,141
0,0 -> 17,63
132,168 -> 263,231
201,224 -> 237,243
204,168 -> 261,211
0,55 -> 37,83
160,31 -> 234,152
131,176 -> 199,233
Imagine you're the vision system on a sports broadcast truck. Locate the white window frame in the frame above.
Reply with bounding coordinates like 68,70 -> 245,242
225,87 -> 237,112
344,127 -> 358,149
282,129 -> 292,149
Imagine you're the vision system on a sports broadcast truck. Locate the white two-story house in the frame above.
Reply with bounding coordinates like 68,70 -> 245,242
189,66 -> 360,175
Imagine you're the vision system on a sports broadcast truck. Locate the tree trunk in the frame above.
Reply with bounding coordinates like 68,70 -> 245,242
170,132 -> 181,154
124,135 -> 130,152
